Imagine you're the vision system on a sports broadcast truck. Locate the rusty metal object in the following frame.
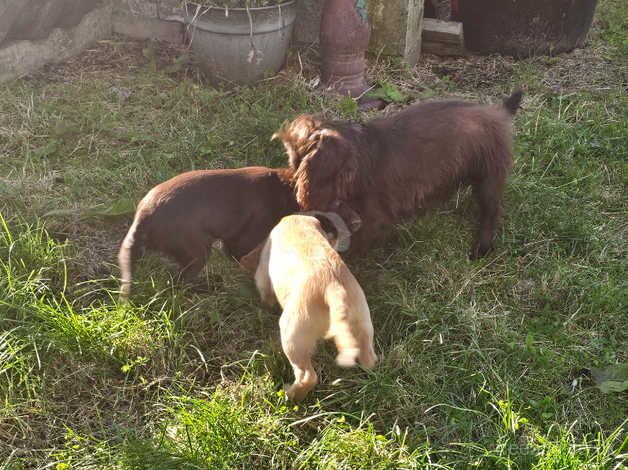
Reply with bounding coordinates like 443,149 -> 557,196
459,0 -> 598,57
320,0 -> 370,96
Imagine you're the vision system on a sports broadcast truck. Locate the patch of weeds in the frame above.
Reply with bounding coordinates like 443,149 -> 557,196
295,416 -> 423,469
338,95 -> 359,118
0,212 -> 69,299
531,422 -> 626,469
366,81 -> 408,103
0,330 -> 40,405
596,0 -> 628,57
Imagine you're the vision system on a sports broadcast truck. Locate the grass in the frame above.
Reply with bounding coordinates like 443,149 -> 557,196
0,0 -> 626,468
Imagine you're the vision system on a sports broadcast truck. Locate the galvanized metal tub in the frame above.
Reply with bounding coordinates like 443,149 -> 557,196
185,1 -> 296,84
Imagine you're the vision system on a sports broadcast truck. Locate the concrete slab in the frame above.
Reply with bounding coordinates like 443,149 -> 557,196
0,4 -> 112,82
1,0 -> 101,42
112,12 -> 184,43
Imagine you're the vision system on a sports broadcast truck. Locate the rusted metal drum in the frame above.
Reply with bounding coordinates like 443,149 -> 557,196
320,0 -> 370,96
459,0 -> 598,57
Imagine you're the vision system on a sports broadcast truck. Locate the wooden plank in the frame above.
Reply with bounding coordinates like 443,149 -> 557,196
422,18 -> 463,45
404,0 -> 425,65
421,40 -> 465,56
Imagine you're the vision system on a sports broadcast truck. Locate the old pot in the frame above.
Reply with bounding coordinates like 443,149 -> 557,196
320,0 -> 370,96
185,1 -> 296,84
459,0 -> 598,57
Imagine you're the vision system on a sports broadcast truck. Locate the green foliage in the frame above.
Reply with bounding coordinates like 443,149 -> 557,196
338,96 -> 359,117
295,418 -> 422,469
367,81 -> 408,103
597,0 -> 628,57
44,198 -> 136,219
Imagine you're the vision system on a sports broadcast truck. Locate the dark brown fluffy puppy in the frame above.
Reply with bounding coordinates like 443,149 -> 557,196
273,91 -> 523,259
118,167 -> 297,299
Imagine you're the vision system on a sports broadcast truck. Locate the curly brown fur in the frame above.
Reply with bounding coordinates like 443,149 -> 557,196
275,91 -> 523,259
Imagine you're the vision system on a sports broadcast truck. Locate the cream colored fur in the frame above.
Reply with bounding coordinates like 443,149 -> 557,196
254,215 -> 377,401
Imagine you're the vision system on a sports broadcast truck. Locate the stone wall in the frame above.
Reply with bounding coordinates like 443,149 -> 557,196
0,0 -> 112,81
1,0 -> 102,43
112,0 -> 184,43
0,0 -> 185,82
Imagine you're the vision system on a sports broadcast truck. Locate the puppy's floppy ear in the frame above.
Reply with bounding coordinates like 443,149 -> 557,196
329,134 -> 359,201
294,129 -> 359,210
334,202 -> 362,232
272,115 -> 320,170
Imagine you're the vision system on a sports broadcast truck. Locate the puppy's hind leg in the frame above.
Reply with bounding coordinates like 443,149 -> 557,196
279,300 -> 318,401
470,177 -> 506,260
325,283 -> 361,367
356,315 -> 377,370
170,235 -> 211,292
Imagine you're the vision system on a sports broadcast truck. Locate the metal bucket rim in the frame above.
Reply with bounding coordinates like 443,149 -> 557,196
185,0 -> 295,14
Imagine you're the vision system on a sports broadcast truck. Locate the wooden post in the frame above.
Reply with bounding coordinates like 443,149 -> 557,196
366,0 -> 424,66
404,0 -> 424,65
421,18 -> 465,56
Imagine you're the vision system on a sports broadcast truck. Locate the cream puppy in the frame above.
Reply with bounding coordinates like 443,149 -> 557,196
253,214 -> 377,401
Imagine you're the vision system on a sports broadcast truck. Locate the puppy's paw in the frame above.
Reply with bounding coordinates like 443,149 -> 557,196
359,349 -> 377,369
284,383 -> 308,402
336,348 -> 359,367
469,241 -> 492,260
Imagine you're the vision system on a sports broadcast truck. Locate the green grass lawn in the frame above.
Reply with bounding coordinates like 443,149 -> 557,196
1,1 -> 626,468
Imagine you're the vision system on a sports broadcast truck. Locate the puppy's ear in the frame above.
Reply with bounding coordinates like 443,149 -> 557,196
295,129 -> 359,210
238,241 -> 265,273
272,115 -> 320,170
330,200 -> 362,232
346,209 -> 362,232
332,142 -> 358,201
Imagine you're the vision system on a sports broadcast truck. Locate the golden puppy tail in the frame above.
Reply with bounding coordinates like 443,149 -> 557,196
326,283 -> 361,367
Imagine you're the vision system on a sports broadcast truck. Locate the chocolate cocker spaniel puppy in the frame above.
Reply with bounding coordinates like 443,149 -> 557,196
118,167 -> 298,299
273,91 -> 523,259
